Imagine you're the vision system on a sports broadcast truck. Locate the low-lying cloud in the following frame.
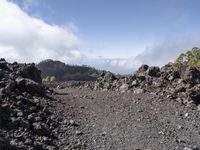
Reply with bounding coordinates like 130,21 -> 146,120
107,36 -> 200,73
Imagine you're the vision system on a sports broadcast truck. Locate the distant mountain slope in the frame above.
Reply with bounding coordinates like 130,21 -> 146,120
37,59 -> 100,81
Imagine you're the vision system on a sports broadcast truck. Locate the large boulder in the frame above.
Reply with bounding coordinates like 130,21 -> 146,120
146,66 -> 160,77
119,83 -> 129,92
138,64 -> 149,72
183,67 -> 200,84
0,59 -> 11,71
103,72 -> 117,82
16,64 -> 42,84
136,64 -> 149,76
16,77 -> 45,95
186,85 -> 200,105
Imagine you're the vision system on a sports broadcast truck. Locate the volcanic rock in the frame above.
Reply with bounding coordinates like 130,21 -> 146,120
183,66 -> 200,85
0,59 -> 60,149
16,77 -> 44,95
94,63 -> 200,106
119,83 -> 129,92
146,66 -> 160,77
103,72 -> 117,82
16,63 -> 42,84
136,64 -> 149,76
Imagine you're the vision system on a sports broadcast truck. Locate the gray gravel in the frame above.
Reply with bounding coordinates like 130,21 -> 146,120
54,87 -> 200,150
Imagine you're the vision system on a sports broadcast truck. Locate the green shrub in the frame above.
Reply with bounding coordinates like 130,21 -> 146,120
175,47 -> 200,68
42,76 -> 56,83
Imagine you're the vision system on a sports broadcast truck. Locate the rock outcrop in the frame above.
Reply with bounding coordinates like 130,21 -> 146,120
94,63 -> 200,106
0,59 -> 59,149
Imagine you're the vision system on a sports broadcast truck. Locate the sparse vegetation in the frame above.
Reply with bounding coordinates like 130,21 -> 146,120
42,76 -> 56,83
175,47 -> 200,67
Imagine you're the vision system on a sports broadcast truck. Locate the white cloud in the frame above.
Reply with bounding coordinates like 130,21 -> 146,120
104,36 -> 200,74
0,0 -> 81,63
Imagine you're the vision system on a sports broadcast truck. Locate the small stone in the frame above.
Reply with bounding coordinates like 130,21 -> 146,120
27,114 -> 35,122
75,130 -> 83,135
32,122 -> 42,133
42,136 -> 48,142
35,116 -> 42,122
132,80 -> 138,86
50,115 -> 56,120
64,146 -> 69,150
83,95 -> 88,99
19,118 -> 30,129
33,98 -> 40,104
17,111 -> 24,117
177,125 -> 183,130
69,120 -> 79,126
24,138 -> 33,145
63,119 -> 68,125
1,103 -> 9,109
134,89 -> 144,94
176,138 -> 185,143
176,97 -> 182,103
158,131 -> 164,135
197,105 -> 200,111
101,131 -> 107,136
32,122 -> 48,135
166,95 -> 171,99
80,105 -> 85,109
10,117 -> 18,126
185,113 -> 189,118
184,147 -> 193,150
46,146 -> 57,150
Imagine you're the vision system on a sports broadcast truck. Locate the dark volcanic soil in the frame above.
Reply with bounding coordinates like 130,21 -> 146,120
53,86 -> 200,150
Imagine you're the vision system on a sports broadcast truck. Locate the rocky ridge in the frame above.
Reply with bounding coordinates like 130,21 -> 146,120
94,63 -> 200,106
37,59 -> 100,81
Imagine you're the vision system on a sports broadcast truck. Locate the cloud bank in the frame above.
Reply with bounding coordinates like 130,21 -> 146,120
0,0 -> 81,63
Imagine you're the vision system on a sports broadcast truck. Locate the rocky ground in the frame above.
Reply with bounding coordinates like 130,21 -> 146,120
53,86 -> 200,150
51,63 -> 200,150
1,59 -> 200,150
94,63 -> 200,106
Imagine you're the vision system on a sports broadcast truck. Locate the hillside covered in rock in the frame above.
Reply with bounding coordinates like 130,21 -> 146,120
94,63 -> 200,106
0,59 -> 64,149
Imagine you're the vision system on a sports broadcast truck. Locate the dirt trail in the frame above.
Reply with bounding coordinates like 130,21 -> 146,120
54,87 -> 200,150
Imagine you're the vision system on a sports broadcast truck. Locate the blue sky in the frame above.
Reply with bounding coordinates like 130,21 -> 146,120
1,0 -> 200,73
16,0 -> 200,57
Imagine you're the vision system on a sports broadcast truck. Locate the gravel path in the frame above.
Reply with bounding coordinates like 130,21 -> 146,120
53,87 -> 200,150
